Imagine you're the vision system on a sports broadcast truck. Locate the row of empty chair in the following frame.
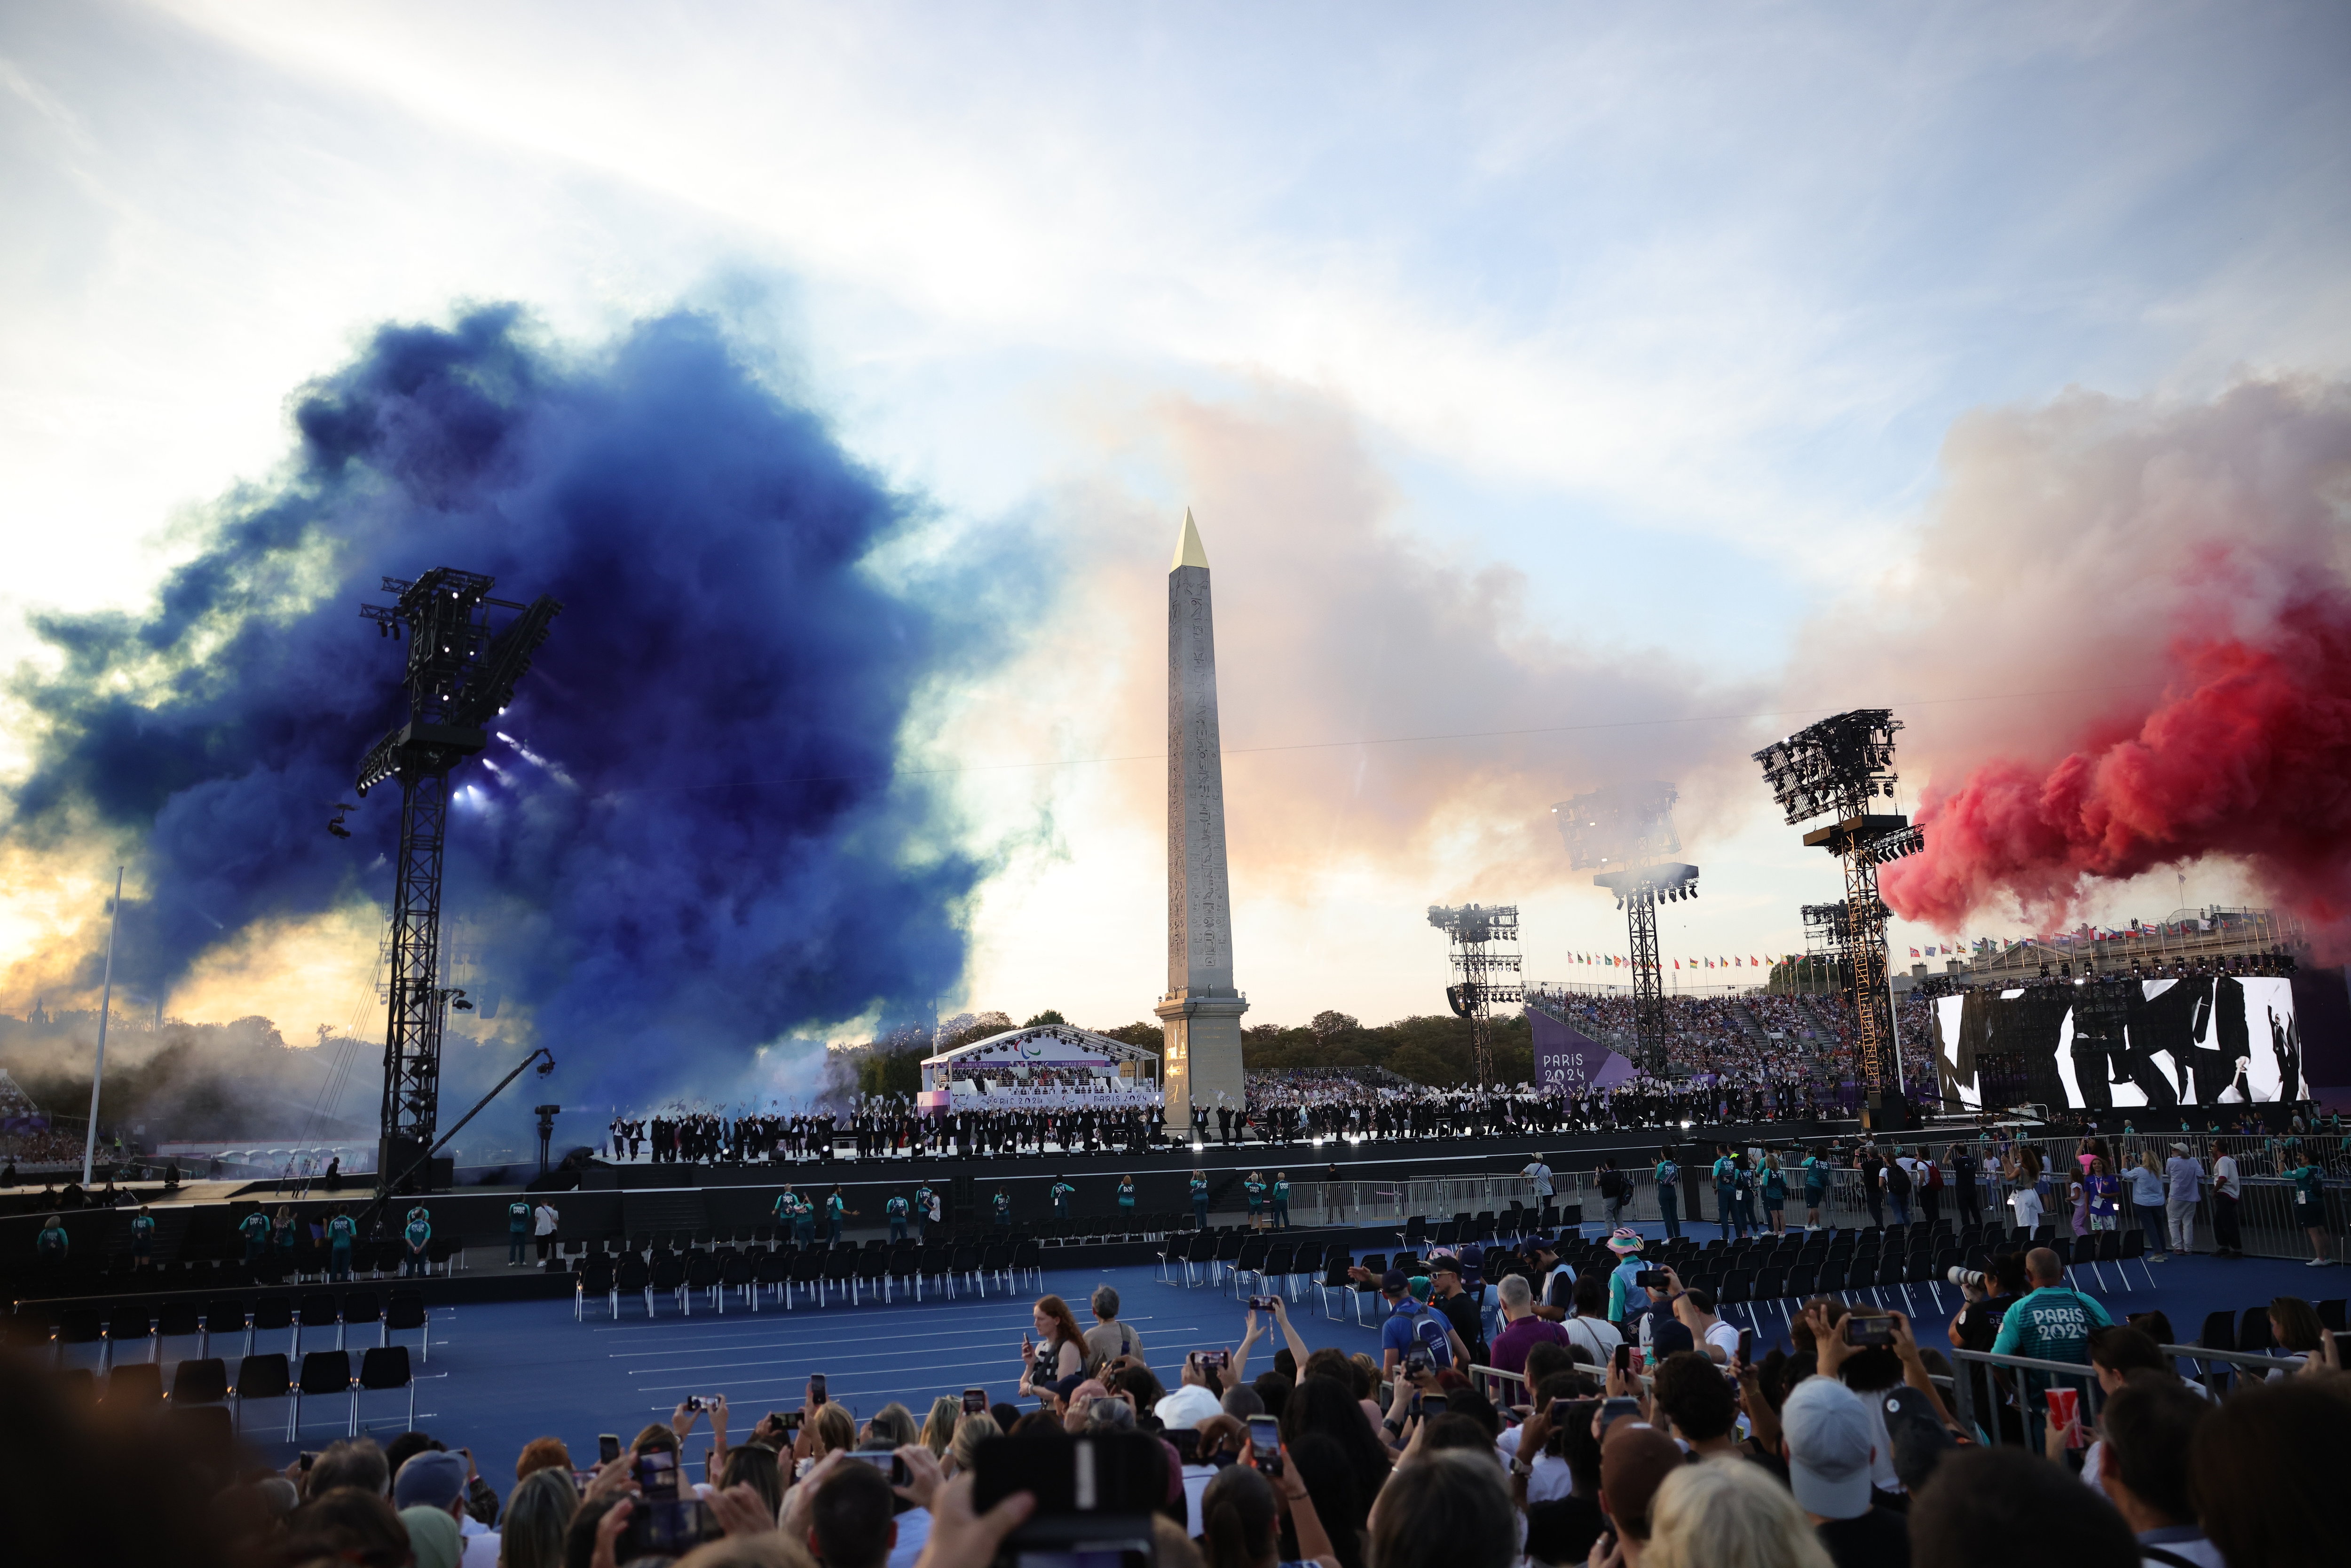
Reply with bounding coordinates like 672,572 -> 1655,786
6,1289 -> 434,1369
36,1346 -> 418,1440
572,1239 -> 1049,1318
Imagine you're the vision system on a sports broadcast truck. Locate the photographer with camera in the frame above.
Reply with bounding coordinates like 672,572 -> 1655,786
1988,1247 -> 2111,1385
1378,1270 -> 1466,1378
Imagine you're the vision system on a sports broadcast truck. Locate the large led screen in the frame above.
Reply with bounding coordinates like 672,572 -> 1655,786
1929,976 -> 2305,1111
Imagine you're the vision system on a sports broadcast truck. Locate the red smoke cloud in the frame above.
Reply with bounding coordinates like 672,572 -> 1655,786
1881,589 -> 2351,944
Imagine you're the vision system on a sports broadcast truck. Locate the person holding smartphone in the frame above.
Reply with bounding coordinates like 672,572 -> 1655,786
1018,1294 -> 1087,1401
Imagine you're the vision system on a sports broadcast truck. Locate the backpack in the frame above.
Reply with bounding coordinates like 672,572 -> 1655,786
1887,1163 -> 1912,1197
1925,1162 -> 1944,1191
1599,1169 -> 1625,1200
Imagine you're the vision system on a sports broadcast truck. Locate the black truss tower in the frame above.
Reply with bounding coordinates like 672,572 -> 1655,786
1556,783 -> 1696,1077
356,568 -> 561,1189
1427,904 -> 1523,1085
1755,710 -> 1923,1128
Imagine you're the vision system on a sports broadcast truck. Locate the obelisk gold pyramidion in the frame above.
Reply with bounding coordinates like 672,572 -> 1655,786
1155,509 -> 1247,1130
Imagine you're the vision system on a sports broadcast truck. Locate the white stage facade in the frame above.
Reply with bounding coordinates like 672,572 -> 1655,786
918,1024 -> 1161,1111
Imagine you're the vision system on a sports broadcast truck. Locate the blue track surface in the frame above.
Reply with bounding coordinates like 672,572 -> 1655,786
55,1233 -> 2341,1505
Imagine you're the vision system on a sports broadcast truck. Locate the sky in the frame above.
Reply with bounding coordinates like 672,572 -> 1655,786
3,0 -> 2348,1050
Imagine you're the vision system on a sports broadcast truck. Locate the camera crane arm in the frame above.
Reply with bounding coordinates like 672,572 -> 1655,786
364,1044 -> 555,1219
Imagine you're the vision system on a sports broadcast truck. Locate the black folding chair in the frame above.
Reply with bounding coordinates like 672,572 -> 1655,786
357,1345 -> 415,1433
234,1352 -> 292,1438
295,1349 -> 355,1438
170,1356 -> 230,1407
387,1289 -> 430,1362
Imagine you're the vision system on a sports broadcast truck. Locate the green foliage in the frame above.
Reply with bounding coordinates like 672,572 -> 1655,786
1022,1009 -> 1068,1028
854,1045 -> 926,1098
1098,1022 -> 1162,1048
1240,1010 -> 1534,1086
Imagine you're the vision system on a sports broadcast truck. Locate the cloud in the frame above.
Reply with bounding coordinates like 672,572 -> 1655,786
2,302 -> 1027,1108
1779,377 -> 2351,941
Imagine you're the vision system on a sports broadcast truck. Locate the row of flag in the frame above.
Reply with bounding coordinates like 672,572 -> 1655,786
1572,953 -> 1779,969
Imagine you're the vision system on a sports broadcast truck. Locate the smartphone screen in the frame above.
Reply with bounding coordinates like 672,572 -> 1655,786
1422,1394 -> 1448,1417
1737,1328 -> 1754,1365
850,1451 -> 909,1484
1845,1314 -> 1893,1348
598,1434 -> 622,1466
1246,1415 -> 1279,1454
964,1387 -> 988,1415
1612,1344 -> 1632,1374
1599,1397 -> 1641,1435
810,1374 -> 827,1406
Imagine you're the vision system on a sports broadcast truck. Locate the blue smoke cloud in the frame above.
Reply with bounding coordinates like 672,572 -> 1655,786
7,304 -> 1010,1111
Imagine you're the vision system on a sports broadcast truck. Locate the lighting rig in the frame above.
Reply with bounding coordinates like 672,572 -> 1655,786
1754,709 -> 1922,1129
1554,782 -> 1696,1077
354,568 -> 561,1191
1426,904 -> 1523,1086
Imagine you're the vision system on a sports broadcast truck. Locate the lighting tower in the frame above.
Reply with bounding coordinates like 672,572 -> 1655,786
1752,710 -> 1924,1129
356,569 -> 561,1190
1425,905 -> 1523,1085
1554,783 -> 1697,1077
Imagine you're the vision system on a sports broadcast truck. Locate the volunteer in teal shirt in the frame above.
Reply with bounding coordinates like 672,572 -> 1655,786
328,1206 -> 357,1281
1990,1250 -> 2112,1403
2288,1159 -> 2332,1266
1270,1172 -> 1291,1229
1802,1153 -> 1828,1230
1654,1153 -> 1681,1240
402,1207 -> 433,1276
508,1197 -> 533,1265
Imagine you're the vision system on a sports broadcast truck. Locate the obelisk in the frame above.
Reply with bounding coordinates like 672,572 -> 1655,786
1155,509 -> 1247,1133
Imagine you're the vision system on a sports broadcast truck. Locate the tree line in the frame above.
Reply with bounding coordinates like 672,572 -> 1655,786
847,1006 -> 1536,1095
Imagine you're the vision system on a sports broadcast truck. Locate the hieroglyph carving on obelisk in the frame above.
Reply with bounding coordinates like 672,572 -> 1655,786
1155,510 -> 1247,1129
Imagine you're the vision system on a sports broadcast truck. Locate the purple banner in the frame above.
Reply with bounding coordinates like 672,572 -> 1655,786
1529,1006 -> 1638,1094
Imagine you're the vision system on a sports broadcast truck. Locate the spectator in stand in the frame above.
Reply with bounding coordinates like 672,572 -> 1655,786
945,1413 -> 999,1478
2207,1141 -> 2241,1259
1562,1274 -> 1625,1367
392,1450 -> 497,1568
2162,1143 -> 2203,1256
1645,1457 -> 1831,1568
497,1469 -> 577,1568
285,1489 -> 412,1568
802,1453 -> 899,1568
1019,1295 -> 1088,1401
1370,1450 -> 1518,1568
1426,1256 -> 1487,1368
1659,1272 -> 1739,1364
2189,1378 -> 2351,1568
1777,1377 -> 1907,1568
2264,1296 -> 2335,1379
1198,1457 -> 1341,1568
1649,1354 -> 1740,1459
1910,1447 -> 2136,1568
2091,1376 -> 2218,1568
1156,1351 -> 1230,1429
919,1398 -> 959,1458
2127,1151 -> 2170,1262
311,1437 -> 393,1499
1082,1285 -> 1144,1373
1487,1274 -> 1570,1378
1595,1421 -> 1687,1567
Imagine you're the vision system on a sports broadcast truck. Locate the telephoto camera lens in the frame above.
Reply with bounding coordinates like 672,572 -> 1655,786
1946,1267 -> 1987,1289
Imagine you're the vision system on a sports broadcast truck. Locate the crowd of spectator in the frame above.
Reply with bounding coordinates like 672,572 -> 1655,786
18,1229 -> 2348,1568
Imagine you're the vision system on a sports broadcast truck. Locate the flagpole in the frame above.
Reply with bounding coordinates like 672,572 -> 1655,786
81,866 -> 124,1188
